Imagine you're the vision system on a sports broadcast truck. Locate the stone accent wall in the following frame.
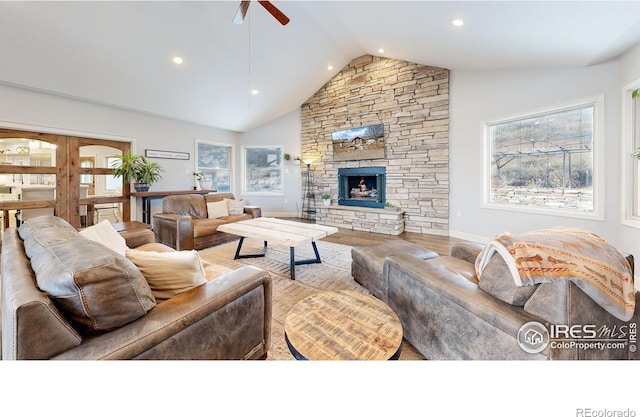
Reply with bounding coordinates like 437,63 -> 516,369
300,55 -> 450,235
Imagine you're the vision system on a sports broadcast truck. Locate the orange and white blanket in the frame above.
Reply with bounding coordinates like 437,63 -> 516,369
475,227 -> 635,321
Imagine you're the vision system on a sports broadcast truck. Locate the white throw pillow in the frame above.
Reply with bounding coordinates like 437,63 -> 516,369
224,198 -> 245,215
125,249 -> 207,301
207,200 -> 229,219
79,219 -> 128,256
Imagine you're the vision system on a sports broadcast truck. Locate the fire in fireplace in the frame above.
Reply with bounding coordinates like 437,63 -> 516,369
338,167 -> 386,208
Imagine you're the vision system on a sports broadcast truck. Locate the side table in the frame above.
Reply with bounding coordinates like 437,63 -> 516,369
112,221 -> 155,248
284,290 -> 403,360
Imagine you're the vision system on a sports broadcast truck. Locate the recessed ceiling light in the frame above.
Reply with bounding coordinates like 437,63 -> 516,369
452,19 -> 464,27
172,56 -> 184,64
378,48 -> 385,53
327,65 -> 333,70
251,89 -> 259,95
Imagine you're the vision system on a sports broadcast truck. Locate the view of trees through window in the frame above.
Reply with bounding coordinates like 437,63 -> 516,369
196,141 -> 231,192
489,104 -> 594,212
244,146 -> 283,194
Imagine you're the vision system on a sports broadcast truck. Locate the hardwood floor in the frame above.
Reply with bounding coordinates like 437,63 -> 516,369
296,218 -> 468,255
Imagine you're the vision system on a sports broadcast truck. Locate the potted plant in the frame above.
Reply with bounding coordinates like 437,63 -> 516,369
322,193 -> 332,206
384,201 -> 398,211
193,172 -> 213,190
111,151 -> 164,192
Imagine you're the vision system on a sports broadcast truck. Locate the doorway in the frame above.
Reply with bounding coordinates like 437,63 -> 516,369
0,128 -> 131,230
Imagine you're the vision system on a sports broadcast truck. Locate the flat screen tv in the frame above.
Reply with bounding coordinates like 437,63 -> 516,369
331,123 -> 385,161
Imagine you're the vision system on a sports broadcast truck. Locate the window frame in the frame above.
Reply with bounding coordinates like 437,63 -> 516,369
482,95 -> 605,220
194,140 -> 233,193
242,145 -> 284,196
622,80 -> 640,229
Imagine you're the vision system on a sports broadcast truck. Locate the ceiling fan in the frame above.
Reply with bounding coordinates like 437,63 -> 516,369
233,1 -> 290,26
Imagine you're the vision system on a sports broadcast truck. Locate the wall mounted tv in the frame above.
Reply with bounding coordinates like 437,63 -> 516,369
331,123 -> 385,161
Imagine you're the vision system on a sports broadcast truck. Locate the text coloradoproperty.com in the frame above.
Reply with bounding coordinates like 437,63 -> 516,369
551,341 -> 629,350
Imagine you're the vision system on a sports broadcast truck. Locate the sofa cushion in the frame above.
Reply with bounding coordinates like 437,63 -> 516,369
19,217 -> 156,335
192,218 -> 227,238
125,249 -> 208,301
225,198 -> 245,215
162,194 -> 208,219
18,215 -> 79,257
217,213 -> 253,223
79,219 -> 129,255
476,252 -> 538,306
426,256 -> 478,285
207,200 -> 229,219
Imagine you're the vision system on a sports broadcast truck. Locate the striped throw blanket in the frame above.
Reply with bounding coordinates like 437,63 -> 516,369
475,227 -> 635,321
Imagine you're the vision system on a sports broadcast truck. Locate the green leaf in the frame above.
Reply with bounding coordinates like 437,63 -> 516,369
632,89 -> 640,99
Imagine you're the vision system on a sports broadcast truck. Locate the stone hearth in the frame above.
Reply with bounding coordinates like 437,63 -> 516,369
316,204 -> 404,235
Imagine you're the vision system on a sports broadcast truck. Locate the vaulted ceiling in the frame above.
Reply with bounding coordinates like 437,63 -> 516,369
2,1 -> 640,132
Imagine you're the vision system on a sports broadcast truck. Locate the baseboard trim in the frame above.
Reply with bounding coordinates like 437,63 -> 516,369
449,229 -> 489,244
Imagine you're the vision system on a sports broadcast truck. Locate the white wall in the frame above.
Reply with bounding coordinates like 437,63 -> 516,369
0,84 -> 239,220
449,60 -> 640,263
237,108 -> 302,217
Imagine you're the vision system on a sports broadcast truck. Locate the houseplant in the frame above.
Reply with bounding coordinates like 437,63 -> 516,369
111,151 -> 164,192
322,193 -> 331,206
193,172 -> 213,190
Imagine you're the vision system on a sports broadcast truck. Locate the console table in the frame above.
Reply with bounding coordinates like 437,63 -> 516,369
131,189 -> 216,224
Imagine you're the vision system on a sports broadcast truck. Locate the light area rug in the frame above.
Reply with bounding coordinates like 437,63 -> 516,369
199,238 -> 425,360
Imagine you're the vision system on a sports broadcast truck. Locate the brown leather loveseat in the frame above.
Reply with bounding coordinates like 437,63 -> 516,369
153,192 -> 261,250
1,216 -> 272,360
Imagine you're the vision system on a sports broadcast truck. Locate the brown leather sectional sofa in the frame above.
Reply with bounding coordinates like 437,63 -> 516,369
153,192 -> 261,250
352,239 -> 639,360
1,216 -> 272,360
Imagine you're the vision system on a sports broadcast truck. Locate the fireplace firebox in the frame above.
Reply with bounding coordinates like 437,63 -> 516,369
338,167 -> 386,208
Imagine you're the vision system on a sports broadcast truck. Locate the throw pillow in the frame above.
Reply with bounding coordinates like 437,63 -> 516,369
79,219 -> 128,256
225,198 -> 245,215
125,249 -> 208,301
207,200 -> 229,219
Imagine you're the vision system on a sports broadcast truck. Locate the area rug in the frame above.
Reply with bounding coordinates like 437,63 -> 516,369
198,238 -> 425,360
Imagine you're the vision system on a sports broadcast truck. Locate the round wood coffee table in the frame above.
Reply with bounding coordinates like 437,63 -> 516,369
284,290 -> 403,360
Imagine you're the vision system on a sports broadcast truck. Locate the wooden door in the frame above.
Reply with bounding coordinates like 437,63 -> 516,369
0,128 -> 131,230
79,156 -> 96,195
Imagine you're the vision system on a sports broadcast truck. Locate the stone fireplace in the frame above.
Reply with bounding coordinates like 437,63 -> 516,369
301,54 -> 450,235
338,167 -> 386,208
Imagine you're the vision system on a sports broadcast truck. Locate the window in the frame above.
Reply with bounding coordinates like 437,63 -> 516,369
484,97 -> 603,218
195,140 -> 232,193
105,156 -> 120,191
243,146 -> 283,195
622,82 -> 640,227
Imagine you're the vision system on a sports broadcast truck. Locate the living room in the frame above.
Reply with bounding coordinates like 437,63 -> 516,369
2,1 -> 640,415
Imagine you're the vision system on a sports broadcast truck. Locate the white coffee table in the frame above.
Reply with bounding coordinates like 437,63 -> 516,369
217,217 -> 338,280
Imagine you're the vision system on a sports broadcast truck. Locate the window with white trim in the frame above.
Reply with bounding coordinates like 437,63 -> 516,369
243,146 -> 283,195
195,140 -> 232,193
485,98 -> 602,218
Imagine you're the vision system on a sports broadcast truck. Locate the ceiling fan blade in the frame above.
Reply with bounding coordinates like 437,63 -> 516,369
233,0 -> 251,25
258,1 -> 290,26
